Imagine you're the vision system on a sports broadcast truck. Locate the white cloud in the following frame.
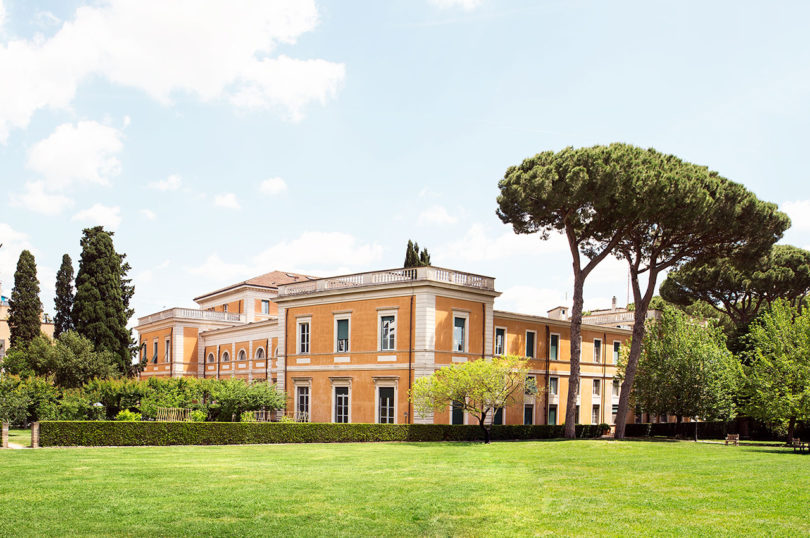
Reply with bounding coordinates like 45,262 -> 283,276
189,231 -> 384,282
214,193 -> 241,209
259,176 -> 287,195
71,203 -> 122,230
418,187 -> 440,198
123,115 -> 131,127
140,209 -> 157,220
135,259 -> 170,285
496,285 -> 567,317
148,174 -> 182,191
429,0 -> 483,10
0,0 -> 345,141
440,224 -> 568,263
27,121 -> 123,190
418,205 -> 458,226
782,199 -> 810,233
0,223 -> 33,297
10,181 -> 74,215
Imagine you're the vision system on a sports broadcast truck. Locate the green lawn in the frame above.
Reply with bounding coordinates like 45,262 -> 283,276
0,440 -> 807,536
7,429 -> 31,447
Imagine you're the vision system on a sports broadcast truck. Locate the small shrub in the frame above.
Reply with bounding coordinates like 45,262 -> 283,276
277,415 -> 296,423
189,410 -> 207,422
115,410 -> 142,421
240,411 -> 257,422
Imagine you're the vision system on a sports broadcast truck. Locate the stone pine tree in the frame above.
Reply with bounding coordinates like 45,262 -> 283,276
497,144 -> 642,439
612,150 -> 788,439
8,250 -> 43,348
404,240 -> 431,268
72,227 -> 135,376
54,253 -> 75,338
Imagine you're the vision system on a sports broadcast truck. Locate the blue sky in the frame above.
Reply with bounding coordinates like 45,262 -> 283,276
1,0 -> 809,324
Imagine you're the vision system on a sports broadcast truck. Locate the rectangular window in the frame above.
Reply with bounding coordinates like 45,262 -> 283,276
613,341 -> 621,364
336,318 -> 349,352
261,300 -> 270,314
548,404 -> 558,425
549,377 -> 559,395
549,334 -> 559,360
526,331 -> 536,358
612,404 -> 619,424
164,337 -> 170,363
494,327 -> 506,355
152,341 -> 158,364
613,379 -> 620,397
493,407 -> 504,425
334,387 -> 349,423
592,405 -> 600,424
593,379 -> 601,396
296,386 -> 310,422
298,321 -> 310,354
380,315 -> 396,351
523,404 -> 534,425
575,405 -> 580,424
378,387 -> 395,424
593,339 -> 602,363
451,400 -> 464,425
223,304 -> 228,313
453,317 -> 466,353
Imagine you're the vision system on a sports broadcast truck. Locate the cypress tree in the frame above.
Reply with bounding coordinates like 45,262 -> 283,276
404,240 -> 431,268
72,227 -> 135,375
8,250 -> 42,348
54,253 -> 75,338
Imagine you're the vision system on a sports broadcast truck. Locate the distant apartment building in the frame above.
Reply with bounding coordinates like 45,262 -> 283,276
135,266 -> 632,426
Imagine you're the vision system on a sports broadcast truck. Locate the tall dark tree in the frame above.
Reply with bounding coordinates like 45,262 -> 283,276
54,253 -> 75,338
612,150 -> 788,439
498,144 -> 642,439
72,227 -> 135,376
8,250 -> 42,349
404,240 -> 431,268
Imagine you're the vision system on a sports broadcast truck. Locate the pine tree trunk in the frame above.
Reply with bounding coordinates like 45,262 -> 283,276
564,273 -> 585,440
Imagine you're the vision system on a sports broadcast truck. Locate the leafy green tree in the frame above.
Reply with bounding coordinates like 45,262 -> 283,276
612,150 -> 787,439
743,300 -> 810,443
410,355 -> 536,443
498,144 -> 644,438
72,227 -> 135,375
209,378 -> 285,421
8,250 -> 43,349
54,253 -> 75,338
618,307 -> 741,430
404,240 -> 431,268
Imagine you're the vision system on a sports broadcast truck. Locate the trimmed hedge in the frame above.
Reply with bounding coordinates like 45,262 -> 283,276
623,420 -> 810,441
39,421 -> 610,447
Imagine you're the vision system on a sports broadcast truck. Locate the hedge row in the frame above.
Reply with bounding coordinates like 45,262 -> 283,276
623,420 -> 810,441
39,421 -> 610,447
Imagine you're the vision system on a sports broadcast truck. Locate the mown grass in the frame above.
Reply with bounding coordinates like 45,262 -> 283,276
0,440 -> 807,536
7,429 -> 31,446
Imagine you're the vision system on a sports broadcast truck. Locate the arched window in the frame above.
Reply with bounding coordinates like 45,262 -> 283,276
140,343 -> 147,362
238,349 -> 246,361
222,351 -> 230,362
255,348 -> 265,360
274,346 -> 279,358
207,353 -> 215,363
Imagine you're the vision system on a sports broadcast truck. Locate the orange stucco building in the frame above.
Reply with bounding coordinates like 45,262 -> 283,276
135,266 -> 631,426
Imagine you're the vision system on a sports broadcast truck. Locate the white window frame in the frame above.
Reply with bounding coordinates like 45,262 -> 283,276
377,309 -> 398,352
255,347 -> 265,360
374,377 -> 398,424
525,330 -> 537,359
593,338 -> 602,364
293,378 -> 312,422
331,379 -> 352,424
261,300 -> 270,314
223,304 -> 229,313
523,403 -> 534,425
592,404 -> 601,424
164,337 -> 171,363
452,311 -> 469,353
238,349 -> 247,361
548,404 -> 558,425
297,316 -> 311,355
593,378 -> 601,396
549,376 -> 559,395
494,326 -> 507,356
334,313 -> 351,354
612,340 -> 621,364
206,352 -> 215,363
221,351 -> 230,362
152,340 -> 158,364
549,332 -> 560,360
612,379 -> 620,398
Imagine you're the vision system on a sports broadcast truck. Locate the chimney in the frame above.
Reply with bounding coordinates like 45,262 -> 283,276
611,296 -> 617,312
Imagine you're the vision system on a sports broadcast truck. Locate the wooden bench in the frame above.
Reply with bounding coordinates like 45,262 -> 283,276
791,438 -> 807,454
725,433 -> 739,446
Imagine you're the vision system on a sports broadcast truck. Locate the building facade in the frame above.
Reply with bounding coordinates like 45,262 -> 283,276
135,266 -> 631,426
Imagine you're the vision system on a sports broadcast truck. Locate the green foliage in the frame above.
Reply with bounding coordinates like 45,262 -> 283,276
190,409 -> 207,422
619,307 -> 741,422
743,299 -> 810,440
72,226 -> 135,376
404,239 -> 431,268
0,375 -> 59,426
410,355 -> 536,442
240,411 -> 257,422
115,409 -> 142,421
53,254 -> 75,338
8,249 -> 43,349
38,421 -> 610,447
0,380 -> 31,425
209,378 -> 286,421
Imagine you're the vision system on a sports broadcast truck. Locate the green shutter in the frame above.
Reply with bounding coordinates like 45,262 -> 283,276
337,319 -> 349,340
